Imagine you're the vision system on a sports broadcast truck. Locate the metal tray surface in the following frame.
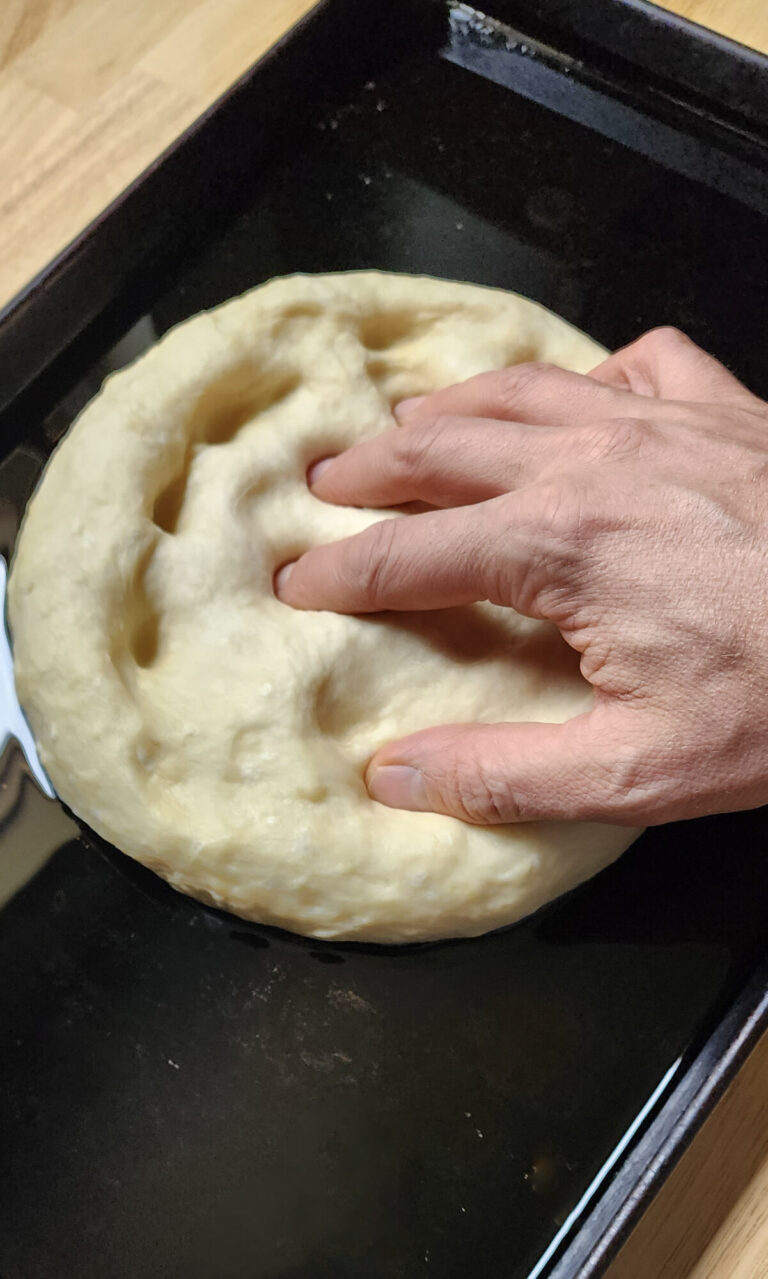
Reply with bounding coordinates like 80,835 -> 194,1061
2,4 -> 768,1278
487,0 -> 768,136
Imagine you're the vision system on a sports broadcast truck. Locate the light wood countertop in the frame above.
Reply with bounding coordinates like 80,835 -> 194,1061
653,0 -> 768,51
2,4 -> 767,1278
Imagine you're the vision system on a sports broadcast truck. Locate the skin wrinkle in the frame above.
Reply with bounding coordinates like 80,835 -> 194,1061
350,517 -> 400,612
280,327 -> 768,828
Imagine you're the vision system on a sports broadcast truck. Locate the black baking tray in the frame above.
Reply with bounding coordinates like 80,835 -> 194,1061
2,4 -> 768,1277
487,0 -> 768,138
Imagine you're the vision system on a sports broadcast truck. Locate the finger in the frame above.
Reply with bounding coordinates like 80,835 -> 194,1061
394,362 -> 634,428
275,492 -> 555,615
589,327 -> 753,403
366,709 -> 652,824
309,417 -> 569,510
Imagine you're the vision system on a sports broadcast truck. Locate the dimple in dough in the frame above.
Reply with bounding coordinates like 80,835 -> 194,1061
8,272 -> 640,942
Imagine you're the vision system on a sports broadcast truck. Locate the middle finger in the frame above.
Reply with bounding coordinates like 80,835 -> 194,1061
310,416 -> 569,510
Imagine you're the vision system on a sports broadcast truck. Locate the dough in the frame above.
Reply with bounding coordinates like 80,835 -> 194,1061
9,272 -> 639,942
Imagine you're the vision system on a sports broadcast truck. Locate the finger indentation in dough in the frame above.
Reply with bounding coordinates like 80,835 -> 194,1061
199,368 -> 300,445
359,309 -> 441,351
271,304 -> 324,337
153,464 -> 191,534
153,364 -> 300,534
128,543 -> 161,669
135,734 -> 161,772
365,357 -> 429,410
229,725 -> 273,780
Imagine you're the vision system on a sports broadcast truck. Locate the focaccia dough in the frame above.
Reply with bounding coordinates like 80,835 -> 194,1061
9,272 -> 639,942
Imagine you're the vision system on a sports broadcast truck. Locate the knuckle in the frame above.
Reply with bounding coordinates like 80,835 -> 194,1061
413,413 -> 456,464
390,424 -> 422,477
498,361 -> 558,410
579,416 -> 659,462
500,481 -> 591,613
591,746 -> 651,816
599,743 -> 674,820
391,415 -> 452,477
585,713 -> 681,821
446,755 -> 512,824
637,325 -> 689,355
521,478 -> 590,545
600,741 -> 647,797
345,518 -> 399,606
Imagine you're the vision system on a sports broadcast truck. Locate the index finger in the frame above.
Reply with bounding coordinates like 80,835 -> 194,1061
275,494 -> 553,616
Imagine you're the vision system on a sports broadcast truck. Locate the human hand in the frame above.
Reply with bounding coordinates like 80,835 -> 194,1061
276,328 -> 768,827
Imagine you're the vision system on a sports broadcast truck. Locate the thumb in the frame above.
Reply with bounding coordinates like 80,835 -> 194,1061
365,712 -> 646,826
589,327 -> 753,404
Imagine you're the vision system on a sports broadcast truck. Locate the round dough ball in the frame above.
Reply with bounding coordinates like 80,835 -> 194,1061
9,272 -> 639,942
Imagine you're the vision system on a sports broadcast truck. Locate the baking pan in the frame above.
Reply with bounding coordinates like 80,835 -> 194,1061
2,3 -> 768,1277
487,0 -> 768,138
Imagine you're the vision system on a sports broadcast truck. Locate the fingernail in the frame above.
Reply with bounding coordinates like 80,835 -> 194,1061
273,561 -> 295,598
367,764 -> 429,811
394,396 -> 426,420
307,457 -> 334,488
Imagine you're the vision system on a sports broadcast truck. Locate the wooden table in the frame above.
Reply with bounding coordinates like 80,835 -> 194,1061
2,3 -> 767,1277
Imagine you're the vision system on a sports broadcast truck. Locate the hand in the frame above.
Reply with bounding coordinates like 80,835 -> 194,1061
276,328 -> 768,827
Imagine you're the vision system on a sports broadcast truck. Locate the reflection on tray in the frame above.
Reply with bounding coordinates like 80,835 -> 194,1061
0,459 -> 78,906
0,737 -> 75,908
0,558 -> 52,799
0,316 -> 162,909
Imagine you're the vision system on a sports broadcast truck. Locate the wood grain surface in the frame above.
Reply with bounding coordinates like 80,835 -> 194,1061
2,4 -> 768,1279
653,0 -> 768,50
0,0 -> 316,308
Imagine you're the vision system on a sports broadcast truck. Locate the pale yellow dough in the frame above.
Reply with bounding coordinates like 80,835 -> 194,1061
9,272 -> 639,942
